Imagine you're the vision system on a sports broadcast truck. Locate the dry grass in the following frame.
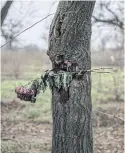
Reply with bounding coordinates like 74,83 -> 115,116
1,50 -> 124,153
91,50 -> 124,68
1,100 -> 124,153
1,50 -> 124,80
1,50 -> 51,80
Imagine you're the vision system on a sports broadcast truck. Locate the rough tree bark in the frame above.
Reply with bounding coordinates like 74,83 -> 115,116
47,1 -> 95,153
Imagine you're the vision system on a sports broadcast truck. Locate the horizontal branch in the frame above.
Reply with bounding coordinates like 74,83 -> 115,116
104,3 -> 123,28
93,109 -> 124,122
1,13 -> 54,48
77,101 -> 124,122
77,67 -> 114,74
92,15 -> 123,30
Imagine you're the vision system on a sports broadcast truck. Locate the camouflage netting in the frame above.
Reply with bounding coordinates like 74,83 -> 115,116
15,70 -> 74,103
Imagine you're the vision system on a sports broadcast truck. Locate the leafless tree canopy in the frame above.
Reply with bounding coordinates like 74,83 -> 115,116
92,1 -> 124,31
92,1 -> 124,52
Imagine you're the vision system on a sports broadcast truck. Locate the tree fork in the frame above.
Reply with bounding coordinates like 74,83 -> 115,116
47,1 -> 95,153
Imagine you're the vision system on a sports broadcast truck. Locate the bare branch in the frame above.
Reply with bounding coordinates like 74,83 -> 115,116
105,2 -> 123,28
93,109 -> 124,122
92,1 -> 124,30
1,13 -> 54,48
92,15 -> 123,30
78,67 -> 114,74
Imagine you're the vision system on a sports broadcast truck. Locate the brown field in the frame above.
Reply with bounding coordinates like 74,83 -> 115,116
1,50 -> 124,153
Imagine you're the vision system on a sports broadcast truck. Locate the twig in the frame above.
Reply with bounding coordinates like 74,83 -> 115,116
1,13 -> 54,48
91,70 -> 113,73
91,67 -> 114,70
22,68 -> 114,87
78,67 -> 114,74
93,109 -> 124,122
77,101 -> 124,122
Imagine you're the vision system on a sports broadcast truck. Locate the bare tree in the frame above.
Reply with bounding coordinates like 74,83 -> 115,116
92,1 -> 124,31
1,19 -> 22,49
1,1 -> 34,49
47,1 -> 95,153
1,0 -> 18,49
1,0 -> 13,26
92,1 -> 124,51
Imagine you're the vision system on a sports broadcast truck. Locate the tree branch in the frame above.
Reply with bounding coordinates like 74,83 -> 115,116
92,1 -> 124,30
1,0 -> 13,26
93,109 -> 124,122
92,15 -> 123,30
1,13 -> 54,48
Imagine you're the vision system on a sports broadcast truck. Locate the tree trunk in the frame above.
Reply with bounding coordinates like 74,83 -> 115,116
47,1 -> 95,153
1,0 -> 13,26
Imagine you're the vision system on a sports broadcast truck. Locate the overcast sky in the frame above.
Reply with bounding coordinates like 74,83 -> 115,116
1,0 -> 123,51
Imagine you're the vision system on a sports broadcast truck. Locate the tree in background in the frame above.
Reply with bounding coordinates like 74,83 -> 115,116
93,1 -> 123,30
1,0 -> 21,49
1,0 -> 123,54
1,0 -> 33,50
92,0 -> 124,68
47,1 -> 95,153
92,0 -> 124,50
1,0 -> 13,26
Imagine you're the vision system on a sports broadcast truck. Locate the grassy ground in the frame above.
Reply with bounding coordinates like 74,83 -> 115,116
1,69 -> 124,153
1,69 -> 124,123
1,69 -> 124,103
1,100 -> 124,153
1,50 -> 124,153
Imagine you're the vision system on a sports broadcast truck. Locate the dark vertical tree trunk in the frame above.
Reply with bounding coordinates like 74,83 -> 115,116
1,0 -> 13,26
47,1 -> 95,153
